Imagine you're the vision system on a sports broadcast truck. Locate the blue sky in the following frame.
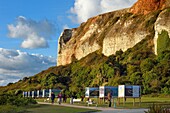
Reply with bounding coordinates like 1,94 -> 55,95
0,0 -> 76,57
0,0 -> 137,86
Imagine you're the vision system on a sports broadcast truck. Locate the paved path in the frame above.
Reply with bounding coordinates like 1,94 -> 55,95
38,102 -> 147,113
95,109 -> 147,113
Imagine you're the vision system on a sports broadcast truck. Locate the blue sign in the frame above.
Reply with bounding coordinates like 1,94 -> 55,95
100,86 -> 118,97
85,87 -> 99,98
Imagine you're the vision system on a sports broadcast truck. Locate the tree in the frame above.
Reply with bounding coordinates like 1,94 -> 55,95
140,58 -> 155,73
129,72 -> 142,85
142,71 -> 158,94
150,79 -> 161,93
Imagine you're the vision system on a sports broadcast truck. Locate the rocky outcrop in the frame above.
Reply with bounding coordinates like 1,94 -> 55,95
57,0 -> 170,66
154,8 -> 170,54
130,0 -> 170,15
57,29 -> 74,65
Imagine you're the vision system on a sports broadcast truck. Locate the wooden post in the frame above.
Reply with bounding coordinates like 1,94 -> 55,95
139,97 -> 141,106
123,97 -> 125,106
117,98 -> 120,105
97,97 -> 99,104
103,98 -> 104,104
133,98 -> 135,106
112,97 -> 114,107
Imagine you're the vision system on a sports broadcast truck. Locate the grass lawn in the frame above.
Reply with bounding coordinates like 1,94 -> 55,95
0,105 -> 26,113
36,96 -> 170,109
26,104 -> 99,113
96,96 -> 170,109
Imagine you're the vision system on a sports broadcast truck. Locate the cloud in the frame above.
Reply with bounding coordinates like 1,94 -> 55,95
0,48 -> 56,86
70,0 -> 137,23
8,16 -> 56,49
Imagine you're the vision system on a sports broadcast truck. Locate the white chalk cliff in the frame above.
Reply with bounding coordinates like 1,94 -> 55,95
57,0 -> 170,66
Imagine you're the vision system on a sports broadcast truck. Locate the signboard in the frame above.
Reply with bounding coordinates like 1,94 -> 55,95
118,85 -> 141,98
99,86 -> 118,98
99,86 -> 104,97
49,89 -> 61,97
85,87 -> 90,97
118,85 -> 125,97
133,86 -> 140,97
85,87 -> 99,98
32,91 -> 37,98
37,90 -> 43,97
125,86 -> 133,97
42,89 -> 49,97
28,91 -> 32,97
23,92 -> 28,97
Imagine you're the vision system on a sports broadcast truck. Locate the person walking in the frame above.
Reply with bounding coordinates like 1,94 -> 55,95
107,92 -> 112,107
51,91 -> 55,104
58,92 -> 62,104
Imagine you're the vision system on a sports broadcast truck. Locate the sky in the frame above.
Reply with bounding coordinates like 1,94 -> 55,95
0,0 -> 137,86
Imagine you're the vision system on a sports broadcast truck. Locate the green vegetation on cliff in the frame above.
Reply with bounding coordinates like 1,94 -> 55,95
157,30 -> 170,55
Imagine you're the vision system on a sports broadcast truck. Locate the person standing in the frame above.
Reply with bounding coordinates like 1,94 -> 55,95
70,94 -> 74,104
63,93 -> 67,103
51,92 -> 55,104
107,92 -> 112,107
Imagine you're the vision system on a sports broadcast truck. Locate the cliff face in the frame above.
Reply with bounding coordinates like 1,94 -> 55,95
57,0 -> 170,66
154,8 -> 170,54
130,0 -> 168,15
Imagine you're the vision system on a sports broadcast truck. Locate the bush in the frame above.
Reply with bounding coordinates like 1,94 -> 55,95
0,94 -> 8,105
161,87 -> 170,94
0,105 -> 26,113
0,93 -> 37,106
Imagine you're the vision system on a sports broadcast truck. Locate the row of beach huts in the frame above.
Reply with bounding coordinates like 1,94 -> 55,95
23,85 -> 141,98
23,89 -> 61,98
